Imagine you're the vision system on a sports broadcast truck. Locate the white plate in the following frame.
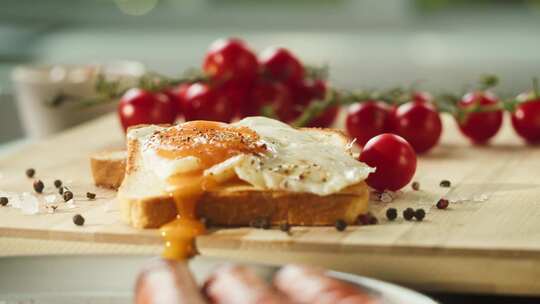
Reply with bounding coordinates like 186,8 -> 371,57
0,255 -> 437,304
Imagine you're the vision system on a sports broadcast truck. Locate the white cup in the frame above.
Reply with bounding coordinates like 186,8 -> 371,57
11,61 -> 146,138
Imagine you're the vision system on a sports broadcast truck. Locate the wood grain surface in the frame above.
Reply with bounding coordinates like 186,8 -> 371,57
1,112 -> 539,296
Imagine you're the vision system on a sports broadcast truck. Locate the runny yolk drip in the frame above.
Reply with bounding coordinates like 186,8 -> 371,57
152,121 -> 265,260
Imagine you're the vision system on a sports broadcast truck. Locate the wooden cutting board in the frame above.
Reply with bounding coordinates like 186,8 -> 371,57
1,113 -> 540,296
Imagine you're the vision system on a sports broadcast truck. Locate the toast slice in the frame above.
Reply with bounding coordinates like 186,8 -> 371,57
110,120 -> 371,229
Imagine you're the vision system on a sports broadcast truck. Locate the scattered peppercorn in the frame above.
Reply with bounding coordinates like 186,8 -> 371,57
436,198 -> 449,209
412,181 -> 420,191
86,192 -> 96,200
59,187 -> 64,195
250,217 -> 270,229
63,190 -> 74,202
279,223 -> 291,233
73,214 -> 85,226
335,219 -> 347,231
386,208 -> 398,221
356,213 -> 371,225
414,209 -> 426,221
25,168 -> 35,178
54,180 -> 62,188
403,208 -> 415,221
440,180 -> 451,188
369,215 -> 378,225
0,197 -> 8,206
33,180 -> 44,193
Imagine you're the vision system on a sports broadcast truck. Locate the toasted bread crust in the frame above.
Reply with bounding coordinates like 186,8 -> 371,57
90,151 -> 126,189
119,182 -> 369,229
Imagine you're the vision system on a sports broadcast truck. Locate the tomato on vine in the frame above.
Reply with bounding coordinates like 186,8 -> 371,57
118,88 -> 177,132
346,101 -> 393,146
456,91 -> 502,144
203,38 -> 258,85
393,101 -> 442,153
511,80 -> 540,143
181,82 -> 240,122
259,47 -> 304,85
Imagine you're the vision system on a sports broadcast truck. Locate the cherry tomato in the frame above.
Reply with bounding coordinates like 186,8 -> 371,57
181,82 -> 241,122
359,133 -> 417,191
346,101 -> 393,146
291,79 -> 337,127
259,47 -> 304,85
203,38 -> 258,85
163,83 -> 190,120
457,91 -> 502,144
393,101 -> 442,153
118,88 -> 177,132
243,79 -> 295,121
411,91 -> 433,103
511,92 -> 540,143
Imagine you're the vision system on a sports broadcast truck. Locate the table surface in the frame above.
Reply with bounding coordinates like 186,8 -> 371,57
1,112 -> 540,300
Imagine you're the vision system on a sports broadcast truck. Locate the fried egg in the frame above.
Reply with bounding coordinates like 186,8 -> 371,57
132,117 -> 374,196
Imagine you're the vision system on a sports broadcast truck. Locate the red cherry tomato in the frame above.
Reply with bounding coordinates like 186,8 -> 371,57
393,101 -> 442,153
359,133 -> 417,191
118,88 -> 177,132
259,47 -> 304,85
457,91 -> 502,144
163,83 -> 190,120
411,91 -> 433,103
181,82 -> 240,122
346,101 -> 392,146
306,79 -> 337,127
511,93 -> 540,143
243,79 -> 295,121
203,38 -> 258,85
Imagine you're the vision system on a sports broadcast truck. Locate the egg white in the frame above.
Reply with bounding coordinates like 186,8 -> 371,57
135,117 -> 374,196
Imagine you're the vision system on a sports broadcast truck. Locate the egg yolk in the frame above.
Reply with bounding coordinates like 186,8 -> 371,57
150,121 -> 265,260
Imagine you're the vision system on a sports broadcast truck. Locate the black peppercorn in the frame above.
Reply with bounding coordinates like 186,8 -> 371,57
369,215 -> 378,225
386,208 -> 397,221
86,192 -> 96,200
250,217 -> 270,229
0,197 -> 8,206
414,209 -> 426,221
436,198 -> 449,209
279,223 -> 291,233
403,208 -> 415,221
440,180 -> 451,188
335,219 -> 347,231
412,181 -> 420,191
33,180 -> 44,193
26,168 -> 35,178
63,190 -> 74,202
73,214 -> 85,226
54,180 -> 62,188
59,187 -> 64,195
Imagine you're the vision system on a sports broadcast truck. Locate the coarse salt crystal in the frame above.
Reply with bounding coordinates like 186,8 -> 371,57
66,199 -> 76,209
44,194 -> 57,204
473,194 -> 489,202
380,192 -> 393,203
20,193 -> 39,215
